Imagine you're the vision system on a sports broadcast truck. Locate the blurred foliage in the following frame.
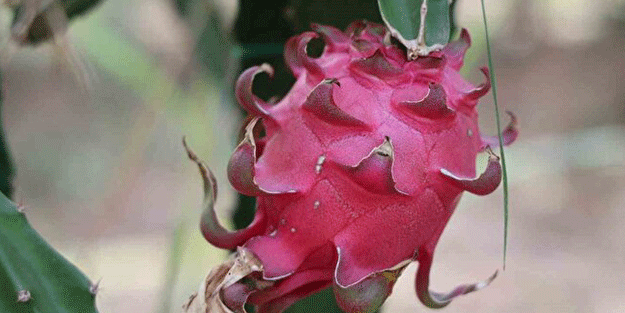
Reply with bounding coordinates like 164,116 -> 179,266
0,192 -> 98,313
58,0 -> 103,20
0,74 -> 15,199
11,0 -> 103,45
172,0 -> 231,78
288,0 -> 382,32
173,0 -> 192,17
197,10 -> 232,79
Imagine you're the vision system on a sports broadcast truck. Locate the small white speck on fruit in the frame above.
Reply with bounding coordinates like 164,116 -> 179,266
280,219 -> 286,225
269,230 -> 277,237
313,200 -> 320,209
315,155 -> 326,174
375,137 -> 393,157
290,228 -> 296,233
467,129 -> 473,137
17,290 -> 31,302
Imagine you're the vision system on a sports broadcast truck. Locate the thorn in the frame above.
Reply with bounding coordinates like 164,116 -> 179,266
16,203 -> 25,214
17,290 -> 31,303
89,278 -> 101,295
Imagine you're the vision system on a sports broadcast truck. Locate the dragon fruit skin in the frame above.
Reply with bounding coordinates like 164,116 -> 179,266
192,21 -> 518,313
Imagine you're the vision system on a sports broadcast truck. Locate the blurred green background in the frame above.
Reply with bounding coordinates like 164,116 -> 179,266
1,0 -> 625,312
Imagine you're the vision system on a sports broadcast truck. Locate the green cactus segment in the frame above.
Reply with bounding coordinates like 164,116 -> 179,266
0,192 -> 98,313
377,0 -> 450,58
0,74 -> 15,199
0,117 -> 13,199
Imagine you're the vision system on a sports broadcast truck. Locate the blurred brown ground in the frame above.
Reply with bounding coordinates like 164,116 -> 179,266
1,0 -> 625,312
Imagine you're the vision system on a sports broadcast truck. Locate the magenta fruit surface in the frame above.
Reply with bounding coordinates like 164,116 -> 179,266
197,21 -> 518,313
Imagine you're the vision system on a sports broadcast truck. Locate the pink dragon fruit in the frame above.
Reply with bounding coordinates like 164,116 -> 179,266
186,21 -> 517,313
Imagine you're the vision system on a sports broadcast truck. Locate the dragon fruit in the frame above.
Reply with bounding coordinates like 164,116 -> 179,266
186,21 -> 517,313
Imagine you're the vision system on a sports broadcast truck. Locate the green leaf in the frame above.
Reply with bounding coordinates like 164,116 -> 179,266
377,0 -> 420,42
0,192 -> 98,313
424,0 -> 449,47
0,74 -> 15,199
480,0 -> 510,270
377,0 -> 451,58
